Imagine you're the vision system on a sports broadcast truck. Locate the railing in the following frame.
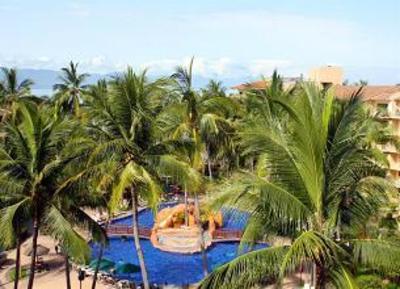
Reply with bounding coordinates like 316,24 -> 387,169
212,229 -> 243,241
106,225 -> 244,241
106,225 -> 152,238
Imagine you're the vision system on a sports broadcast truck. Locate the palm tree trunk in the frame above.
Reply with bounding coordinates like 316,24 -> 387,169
65,254 -> 71,289
91,219 -> 109,289
91,243 -> 105,289
184,184 -> 188,226
194,193 -> 209,276
316,262 -> 326,289
131,187 -> 150,289
27,212 -> 39,289
207,159 -> 213,181
207,147 -> 213,181
13,236 -> 21,289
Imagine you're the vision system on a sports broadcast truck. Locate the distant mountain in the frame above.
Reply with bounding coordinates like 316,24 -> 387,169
13,69 -> 246,93
16,69 -> 105,89
5,67 -> 400,95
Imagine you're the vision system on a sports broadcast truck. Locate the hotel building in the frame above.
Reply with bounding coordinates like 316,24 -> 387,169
233,66 -> 400,187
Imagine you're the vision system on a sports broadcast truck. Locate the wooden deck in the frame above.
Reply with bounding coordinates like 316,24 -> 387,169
106,225 -> 152,239
106,225 -> 243,242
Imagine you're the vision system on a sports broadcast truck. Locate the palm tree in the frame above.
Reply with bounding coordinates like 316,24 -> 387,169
163,59 -> 238,180
0,197 -> 29,289
354,79 -> 369,86
201,80 -> 227,99
156,59 -> 237,276
53,61 -> 89,116
0,102 -> 102,289
200,83 -> 400,289
0,67 -> 34,121
85,68 -> 201,289
81,80 -> 116,289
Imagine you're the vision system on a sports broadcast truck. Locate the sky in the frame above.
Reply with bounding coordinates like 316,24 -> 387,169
0,0 -> 399,84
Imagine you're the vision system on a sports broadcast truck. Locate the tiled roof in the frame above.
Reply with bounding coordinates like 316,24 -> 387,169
232,80 -> 267,91
232,79 -> 400,101
332,85 -> 400,101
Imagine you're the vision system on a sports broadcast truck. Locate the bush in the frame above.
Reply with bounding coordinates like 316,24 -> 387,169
386,283 -> 400,289
8,267 -> 29,282
356,274 -> 385,289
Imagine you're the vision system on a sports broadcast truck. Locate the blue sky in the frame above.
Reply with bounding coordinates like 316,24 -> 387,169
0,0 -> 399,83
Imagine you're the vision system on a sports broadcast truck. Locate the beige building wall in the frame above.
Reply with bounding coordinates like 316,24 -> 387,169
309,66 -> 344,87
366,97 -> 400,188
234,67 -> 400,188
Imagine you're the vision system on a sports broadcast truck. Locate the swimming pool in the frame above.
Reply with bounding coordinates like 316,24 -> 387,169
90,205 -> 264,285
91,238 -> 265,285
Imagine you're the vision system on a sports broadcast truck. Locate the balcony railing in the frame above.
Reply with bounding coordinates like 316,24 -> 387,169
377,143 -> 398,153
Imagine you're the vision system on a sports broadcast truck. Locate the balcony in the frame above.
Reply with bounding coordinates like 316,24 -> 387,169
377,143 -> 399,154
375,104 -> 400,120
387,156 -> 400,171
376,104 -> 389,117
388,177 -> 400,189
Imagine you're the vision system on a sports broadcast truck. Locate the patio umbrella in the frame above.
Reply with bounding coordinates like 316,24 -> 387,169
24,244 -> 50,257
89,258 -> 115,271
115,262 -> 140,274
0,252 -> 7,264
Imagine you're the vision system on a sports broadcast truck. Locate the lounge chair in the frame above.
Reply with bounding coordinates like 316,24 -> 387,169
0,252 -> 7,266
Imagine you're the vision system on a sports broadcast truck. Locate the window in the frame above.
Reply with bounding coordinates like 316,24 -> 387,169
377,103 -> 389,116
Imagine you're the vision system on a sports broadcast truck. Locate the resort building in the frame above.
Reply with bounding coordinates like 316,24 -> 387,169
309,65 -> 344,89
232,66 -> 400,187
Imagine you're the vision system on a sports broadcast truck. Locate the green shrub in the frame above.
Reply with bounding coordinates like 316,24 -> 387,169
9,267 -> 29,281
386,283 -> 400,289
356,274 -> 385,289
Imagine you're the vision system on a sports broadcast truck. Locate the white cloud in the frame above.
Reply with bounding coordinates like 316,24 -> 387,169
209,57 -> 232,75
89,56 -> 106,67
248,59 -> 292,76
37,56 -> 51,63
140,59 -> 181,72
0,55 -> 55,69
0,54 -> 298,78
140,57 -> 288,78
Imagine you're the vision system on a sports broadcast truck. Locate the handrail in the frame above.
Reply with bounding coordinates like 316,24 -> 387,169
106,224 -> 243,241
106,225 -> 152,238
212,229 -> 243,240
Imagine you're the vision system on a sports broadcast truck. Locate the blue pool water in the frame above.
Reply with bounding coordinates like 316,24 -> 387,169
91,238 -> 266,285
90,204 -> 264,285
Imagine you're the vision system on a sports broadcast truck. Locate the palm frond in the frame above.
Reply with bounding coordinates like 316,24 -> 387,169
200,246 -> 287,289
351,239 -> 400,274
45,205 -> 90,263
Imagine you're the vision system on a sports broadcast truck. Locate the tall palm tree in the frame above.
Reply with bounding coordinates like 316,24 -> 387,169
0,197 -> 29,289
82,80 -> 116,289
164,59 -> 238,180
85,68 -> 201,289
157,59 -> 238,276
201,80 -> 227,99
0,102 -> 102,289
53,61 -> 89,116
0,67 -> 34,121
200,83 -> 400,289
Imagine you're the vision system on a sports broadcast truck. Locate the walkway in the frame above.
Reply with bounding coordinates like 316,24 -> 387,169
106,224 -> 243,242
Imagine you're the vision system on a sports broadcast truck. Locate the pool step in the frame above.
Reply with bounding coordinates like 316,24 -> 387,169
151,228 -> 213,254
